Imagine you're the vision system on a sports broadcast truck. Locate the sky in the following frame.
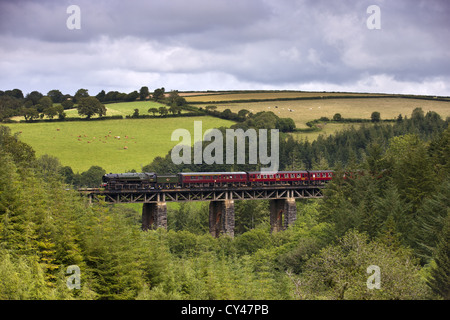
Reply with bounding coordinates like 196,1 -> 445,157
1,0 -> 450,97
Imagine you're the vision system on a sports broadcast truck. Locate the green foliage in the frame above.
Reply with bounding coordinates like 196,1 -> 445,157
0,106 -> 448,300
73,88 -> 89,104
234,200 -> 269,234
139,86 -> 149,101
290,230 -> 430,299
61,100 -> 74,110
384,134 -> 436,210
371,111 -> 381,122
427,214 -> 450,299
77,97 -> 106,119
0,126 -> 36,166
167,202 -> 209,235
333,113 -> 342,121
47,90 -> 64,104
152,88 -> 165,102
413,180 -> 450,262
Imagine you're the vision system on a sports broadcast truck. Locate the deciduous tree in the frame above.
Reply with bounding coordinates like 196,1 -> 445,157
77,97 -> 106,118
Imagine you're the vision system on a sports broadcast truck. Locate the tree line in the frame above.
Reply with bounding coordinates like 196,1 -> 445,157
0,87 -> 188,122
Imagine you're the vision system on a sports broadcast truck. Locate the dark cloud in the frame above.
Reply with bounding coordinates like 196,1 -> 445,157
0,0 -> 449,95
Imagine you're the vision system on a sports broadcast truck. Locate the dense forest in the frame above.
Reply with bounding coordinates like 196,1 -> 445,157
0,107 -> 449,300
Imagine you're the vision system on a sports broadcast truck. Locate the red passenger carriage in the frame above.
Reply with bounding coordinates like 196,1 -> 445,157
248,171 -> 310,186
179,172 -> 248,187
309,170 -> 333,185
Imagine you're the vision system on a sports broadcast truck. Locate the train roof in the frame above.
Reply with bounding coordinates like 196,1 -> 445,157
179,172 -> 247,175
104,172 -> 155,176
247,170 -> 309,174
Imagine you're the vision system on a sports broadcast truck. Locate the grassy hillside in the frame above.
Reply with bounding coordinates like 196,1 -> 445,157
182,90 -> 388,102
5,116 -> 234,173
11,100 -> 172,121
187,92 -> 450,128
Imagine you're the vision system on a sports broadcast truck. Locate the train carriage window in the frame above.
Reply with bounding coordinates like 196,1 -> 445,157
297,174 -> 301,178
257,174 -> 261,179
276,174 -> 280,178
291,174 -> 295,178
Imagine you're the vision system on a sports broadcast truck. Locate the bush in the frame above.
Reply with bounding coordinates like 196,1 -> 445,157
371,111 -> 381,122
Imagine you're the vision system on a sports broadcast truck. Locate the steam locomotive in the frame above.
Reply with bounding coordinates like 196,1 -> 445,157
101,170 -> 334,190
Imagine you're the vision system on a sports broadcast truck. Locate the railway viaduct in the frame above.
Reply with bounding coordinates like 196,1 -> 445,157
79,185 -> 324,237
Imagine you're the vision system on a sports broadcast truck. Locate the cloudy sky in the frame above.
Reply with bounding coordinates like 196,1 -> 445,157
1,0 -> 449,96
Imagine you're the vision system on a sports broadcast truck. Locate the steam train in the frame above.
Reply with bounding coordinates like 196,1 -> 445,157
101,170 -> 334,190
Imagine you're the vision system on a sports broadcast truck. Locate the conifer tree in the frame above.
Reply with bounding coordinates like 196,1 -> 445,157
427,214 -> 450,299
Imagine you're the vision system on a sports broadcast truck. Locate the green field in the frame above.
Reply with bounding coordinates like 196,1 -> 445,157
192,96 -> 450,128
11,100 -> 173,121
289,122 -> 366,141
71,100 -> 174,117
185,91 -> 450,141
182,90 -> 389,102
4,116 -> 234,173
